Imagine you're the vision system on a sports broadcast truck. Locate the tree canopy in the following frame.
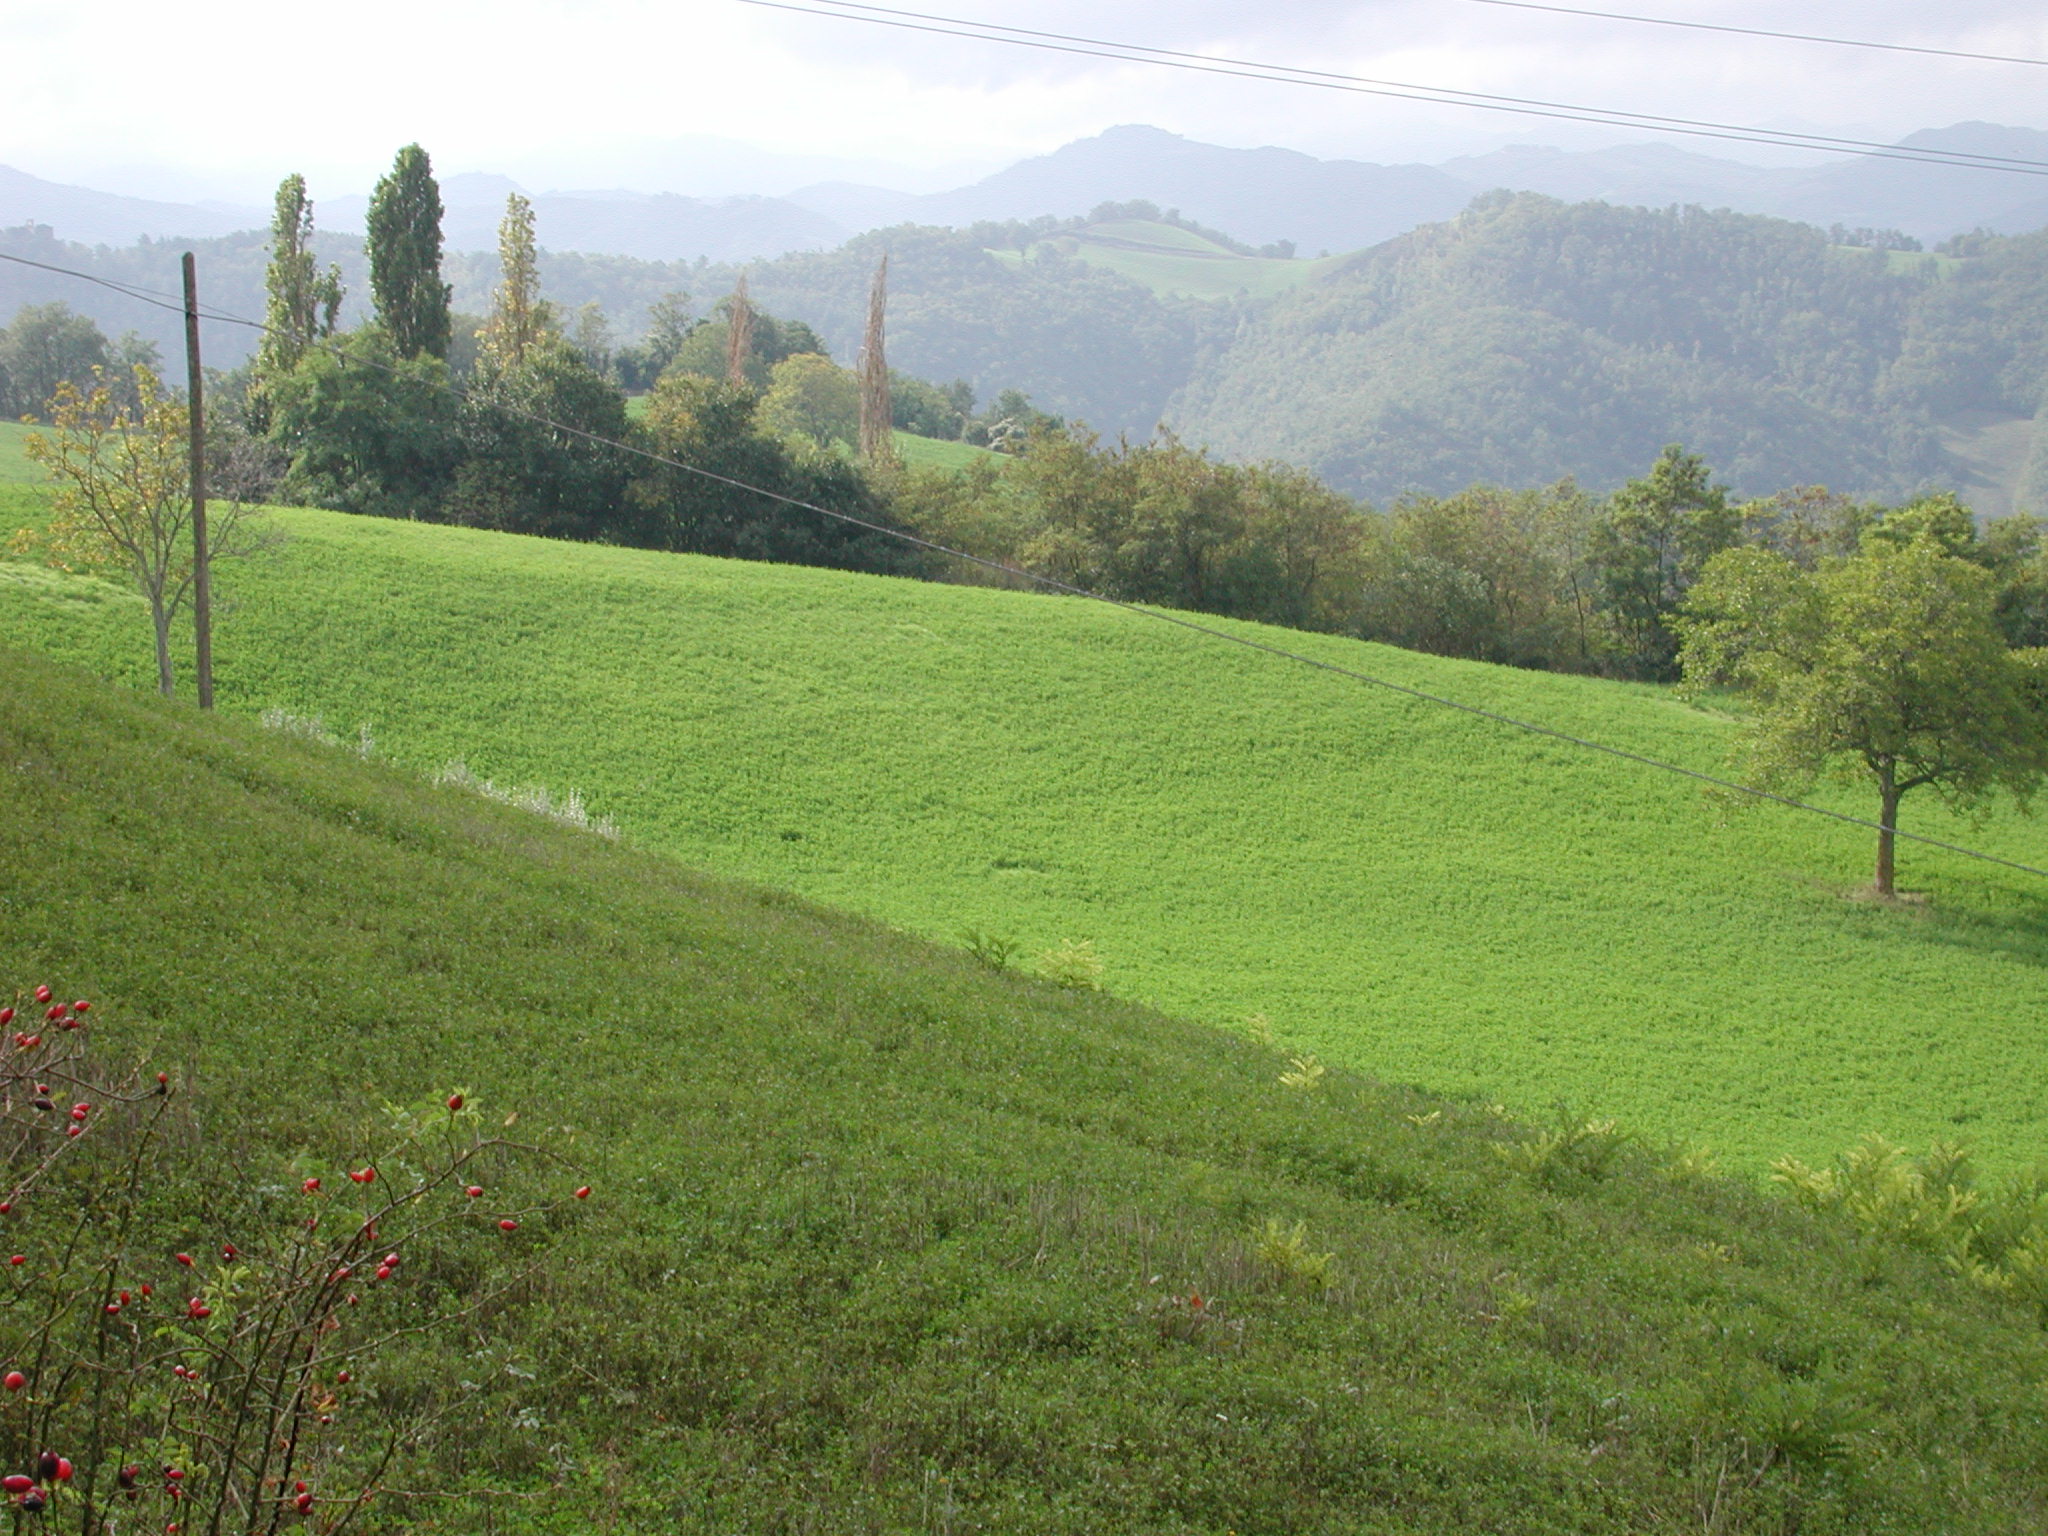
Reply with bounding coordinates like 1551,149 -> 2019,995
1678,533 -> 2048,895
365,144 -> 452,360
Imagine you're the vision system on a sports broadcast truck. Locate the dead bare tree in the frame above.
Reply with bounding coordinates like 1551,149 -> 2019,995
858,255 -> 897,469
726,274 -> 755,389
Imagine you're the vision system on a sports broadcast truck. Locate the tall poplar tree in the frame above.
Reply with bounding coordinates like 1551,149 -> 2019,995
365,144 -> 452,360
253,175 -> 342,415
478,193 -> 548,372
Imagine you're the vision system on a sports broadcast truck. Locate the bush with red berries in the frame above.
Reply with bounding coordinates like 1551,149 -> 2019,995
0,985 -> 586,1531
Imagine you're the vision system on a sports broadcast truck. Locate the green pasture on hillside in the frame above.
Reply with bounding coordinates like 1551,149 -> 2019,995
892,429 -> 996,472
6,648 -> 2048,1533
991,219 -> 1349,302
3,503 -> 2047,1172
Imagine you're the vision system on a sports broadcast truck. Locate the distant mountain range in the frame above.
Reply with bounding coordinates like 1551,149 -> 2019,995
7,123 -> 2048,263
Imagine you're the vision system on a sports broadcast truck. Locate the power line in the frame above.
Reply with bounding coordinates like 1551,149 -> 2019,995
1463,0 -> 2048,70
5,244 -> 2044,885
738,0 -> 2048,176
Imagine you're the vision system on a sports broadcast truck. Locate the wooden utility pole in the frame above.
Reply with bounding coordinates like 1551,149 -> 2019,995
858,254 -> 897,469
725,273 -> 754,389
181,252 -> 214,709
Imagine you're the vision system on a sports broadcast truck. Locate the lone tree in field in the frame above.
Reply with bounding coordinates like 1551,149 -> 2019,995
857,254 -> 897,469
479,192 -> 550,372
23,365 -> 259,697
365,143 -> 452,359
1678,533 -> 2048,897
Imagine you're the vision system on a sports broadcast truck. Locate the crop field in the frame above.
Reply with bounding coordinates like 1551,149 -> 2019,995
993,218 -> 1351,302
3,503 -> 2047,1172
10,646 -> 2048,1532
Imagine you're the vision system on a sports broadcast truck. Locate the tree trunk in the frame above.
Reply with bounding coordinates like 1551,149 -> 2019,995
151,601 -> 174,698
1874,765 -> 1900,898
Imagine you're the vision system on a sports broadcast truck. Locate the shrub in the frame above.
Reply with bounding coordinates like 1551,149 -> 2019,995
1036,938 -> 1104,991
0,983 -> 583,1531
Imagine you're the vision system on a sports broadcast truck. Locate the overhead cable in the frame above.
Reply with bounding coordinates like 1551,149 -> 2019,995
737,0 -> 2048,175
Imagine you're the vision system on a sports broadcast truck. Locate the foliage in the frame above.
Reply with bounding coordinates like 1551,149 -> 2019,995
1678,531 -> 2048,893
19,364 -> 258,697
898,425 -> 1373,631
265,327 -> 463,519
6,505 -> 2048,1174
447,336 -> 630,540
253,174 -> 343,412
1035,937 -> 1104,990
1172,193 -> 1950,503
622,371 -> 916,572
1495,1110 -> 1631,1188
890,370 -> 975,440
477,193 -> 550,373
757,351 -> 859,449
1361,478 -> 1602,671
0,992 -> 581,1531
0,303 -> 156,421
610,291 -> 694,392
364,144 -> 452,361
1252,1217 -> 1334,1289
1592,445 -> 1741,679
662,301 -> 829,391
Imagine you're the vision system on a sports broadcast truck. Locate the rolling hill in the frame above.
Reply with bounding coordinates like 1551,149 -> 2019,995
994,218 -> 1349,303
6,644 -> 2048,1532
3,498 -> 2045,1176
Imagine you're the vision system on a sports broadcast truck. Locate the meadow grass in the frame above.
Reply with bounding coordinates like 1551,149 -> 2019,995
892,428 -> 996,472
991,219 -> 1351,302
6,646 -> 2048,1533
3,501 -> 2047,1175
0,421 -> 41,482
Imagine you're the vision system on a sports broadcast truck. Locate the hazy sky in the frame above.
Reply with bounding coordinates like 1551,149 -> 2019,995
5,0 -> 2047,202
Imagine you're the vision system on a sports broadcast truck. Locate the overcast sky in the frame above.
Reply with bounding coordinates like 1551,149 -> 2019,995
5,0 -> 2047,203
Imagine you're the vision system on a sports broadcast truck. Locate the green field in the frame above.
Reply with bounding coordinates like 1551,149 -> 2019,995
893,428 -> 996,472
4,502 -> 2046,1174
992,219 -> 1351,302
7,646 -> 2048,1533
0,421 -> 40,481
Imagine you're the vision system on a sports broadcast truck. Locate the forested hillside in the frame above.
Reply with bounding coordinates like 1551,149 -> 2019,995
1172,194 -> 1964,503
13,188 -> 2048,503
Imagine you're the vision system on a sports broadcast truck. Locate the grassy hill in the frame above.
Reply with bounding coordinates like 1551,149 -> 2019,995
991,219 -> 1347,303
7,646 -> 2048,1532
3,503 -> 2046,1176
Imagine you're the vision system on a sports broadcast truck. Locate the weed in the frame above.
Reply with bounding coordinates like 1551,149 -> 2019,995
1745,1377 -> 1872,1470
960,929 -> 1018,970
1496,1109 -> 1631,1187
1254,1217 -> 1334,1291
1278,1053 -> 1325,1091
1036,938 -> 1103,990
433,759 -> 620,839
